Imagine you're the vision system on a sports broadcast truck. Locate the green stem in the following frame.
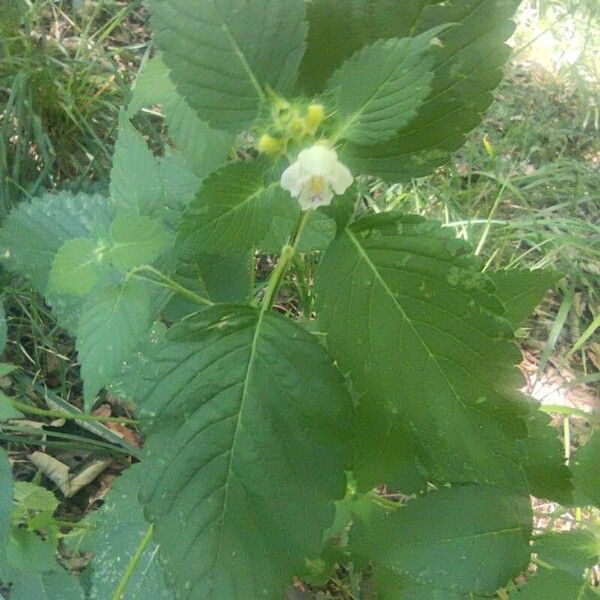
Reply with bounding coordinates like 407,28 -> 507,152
10,399 -> 138,425
129,265 -> 213,307
261,211 -> 310,311
111,524 -> 154,600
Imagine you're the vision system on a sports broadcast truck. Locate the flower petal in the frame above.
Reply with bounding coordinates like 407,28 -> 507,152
280,161 -> 304,197
329,161 -> 354,194
298,186 -> 334,211
297,145 -> 338,175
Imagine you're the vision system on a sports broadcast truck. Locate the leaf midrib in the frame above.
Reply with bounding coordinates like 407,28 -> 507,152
345,228 -> 469,413
213,0 -> 266,103
211,308 -> 267,587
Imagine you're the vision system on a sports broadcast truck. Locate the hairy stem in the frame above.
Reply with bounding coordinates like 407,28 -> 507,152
261,211 -> 310,311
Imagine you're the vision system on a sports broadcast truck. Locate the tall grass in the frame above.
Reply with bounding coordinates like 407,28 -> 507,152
0,0 -> 147,215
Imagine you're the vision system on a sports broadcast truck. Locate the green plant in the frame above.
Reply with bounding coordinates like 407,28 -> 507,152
1,1 -> 600,598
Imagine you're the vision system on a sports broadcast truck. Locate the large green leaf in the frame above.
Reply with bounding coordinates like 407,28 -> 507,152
351,485 -> 532,596
176,161 -> 282,256
76,280 -> 153,409
129,55 -> 233,178
337,0 -> 521,181
136,305 -> 352,599
326,31 -> 439,145
490,269 -> 558,329
572,430 -> 600,508
316,214 -> 530,490
298,0 -> 437,94
149,0 -> 308,131
0,192 -> 113,293
76,465 -> 172,600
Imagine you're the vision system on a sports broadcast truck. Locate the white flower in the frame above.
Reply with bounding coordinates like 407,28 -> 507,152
280,145 -> 353,210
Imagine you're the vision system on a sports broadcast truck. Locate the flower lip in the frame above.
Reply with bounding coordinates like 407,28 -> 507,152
280,144 -> 353,211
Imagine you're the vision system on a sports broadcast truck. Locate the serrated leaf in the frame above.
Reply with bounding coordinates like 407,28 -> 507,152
509,569 -> 600,599
298,0 -> 435,94
110,114 -> 163,215
149,0 -> 308,131
490,269 -> 559,329
517,404 -> 573,504
77,280 -> 153,409
326,31 -> 439,144
76,465 -> 173,600
337,0 -> 521,182
177,161 -> 282,255
316,214 -> 530,490
572,430 -> 600,508
48,238 -> 100,296
129,56 -> 234,178
110,114 -> 202,223
106,214 -> 171,271
0,192 -> 113,293
136,305 -> 352,599
533,530 -> 599,577
351,485 -> 532,595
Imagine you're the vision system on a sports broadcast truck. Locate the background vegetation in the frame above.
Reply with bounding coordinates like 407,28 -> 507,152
0,0 -> 598,598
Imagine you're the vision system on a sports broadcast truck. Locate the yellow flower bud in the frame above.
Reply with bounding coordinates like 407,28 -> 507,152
258,134 -> 284,155
305,104 -> 325,131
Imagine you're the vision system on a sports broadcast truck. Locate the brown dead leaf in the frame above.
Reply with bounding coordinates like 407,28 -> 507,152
30,451 -> 113,498
92,403 -> 142,447
87,472 -> 118,505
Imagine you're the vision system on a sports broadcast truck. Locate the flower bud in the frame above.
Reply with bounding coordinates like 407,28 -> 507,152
305,104 -> 325,131
257,134 -> 284,156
